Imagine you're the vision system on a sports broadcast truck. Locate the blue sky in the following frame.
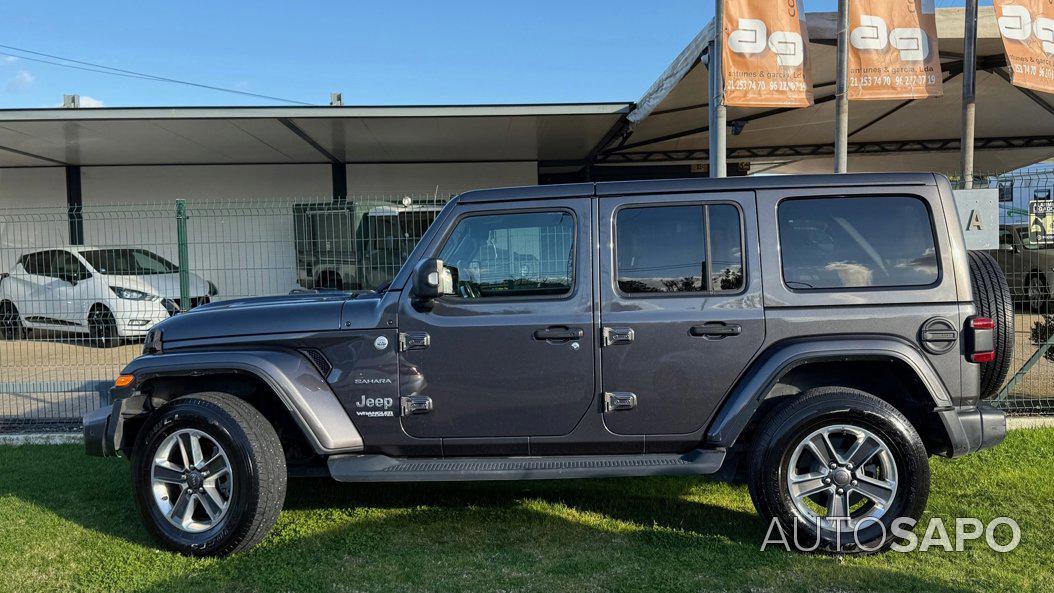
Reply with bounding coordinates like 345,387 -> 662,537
1,0 -> 983,108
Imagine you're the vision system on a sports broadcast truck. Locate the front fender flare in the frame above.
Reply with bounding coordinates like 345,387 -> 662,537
706,337 -> 959,449
118,349 -> 363,454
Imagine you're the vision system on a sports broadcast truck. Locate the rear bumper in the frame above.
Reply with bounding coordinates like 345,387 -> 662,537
957,403 -> 1008,453
939,402 -> 1007,457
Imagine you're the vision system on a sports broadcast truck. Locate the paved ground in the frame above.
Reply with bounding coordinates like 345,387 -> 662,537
0,334 -> 140,422
1,312 -> 1052,423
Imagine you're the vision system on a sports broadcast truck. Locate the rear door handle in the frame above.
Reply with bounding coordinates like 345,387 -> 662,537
689,323 -> 742,338
533,326 -> 584,341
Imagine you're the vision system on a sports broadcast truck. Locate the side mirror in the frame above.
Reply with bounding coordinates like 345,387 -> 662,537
413,258 -> 453,301
999,243 -> 1016,253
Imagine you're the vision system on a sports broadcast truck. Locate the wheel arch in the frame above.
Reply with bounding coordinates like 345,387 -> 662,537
114,350 -> 363,458
706,337 -> 966,457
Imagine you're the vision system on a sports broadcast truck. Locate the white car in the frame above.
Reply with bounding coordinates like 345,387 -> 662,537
0,247 -> 216,346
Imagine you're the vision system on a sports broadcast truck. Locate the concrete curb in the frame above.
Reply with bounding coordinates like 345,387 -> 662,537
0,433 -> 84,446
1007,416 -> 1054,430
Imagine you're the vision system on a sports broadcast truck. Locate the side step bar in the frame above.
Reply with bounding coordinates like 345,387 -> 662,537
327,449 -> 726,483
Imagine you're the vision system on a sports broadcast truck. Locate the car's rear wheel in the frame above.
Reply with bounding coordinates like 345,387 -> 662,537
967,251 -> 1014,399
88,306 -> 119,348
131,392 -> 287,556
1027,273 -> 1048,313
748,387 -> 930,554
0,301 -> 25,340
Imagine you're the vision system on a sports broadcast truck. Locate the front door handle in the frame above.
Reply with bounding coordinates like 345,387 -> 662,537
689,323 -> 742,338
533,326 -> 584,342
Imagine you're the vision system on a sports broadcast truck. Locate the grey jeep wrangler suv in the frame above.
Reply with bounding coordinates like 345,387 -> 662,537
85,173 -> 1012,556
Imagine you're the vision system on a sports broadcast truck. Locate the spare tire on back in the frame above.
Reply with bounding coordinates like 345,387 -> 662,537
967,251 -> 1014,399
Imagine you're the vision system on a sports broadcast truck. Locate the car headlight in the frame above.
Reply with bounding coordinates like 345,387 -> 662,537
110,286 -> 155,301
207,281 -> 219,297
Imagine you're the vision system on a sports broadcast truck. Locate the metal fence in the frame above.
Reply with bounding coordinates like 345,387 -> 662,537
0,194 -> 450,432
2,174 -> 1054,434
965,169 -> 1054,415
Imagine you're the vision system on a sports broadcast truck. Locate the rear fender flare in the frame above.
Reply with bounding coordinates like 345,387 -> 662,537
706,337 -> 960,449
119,349 -> 363,454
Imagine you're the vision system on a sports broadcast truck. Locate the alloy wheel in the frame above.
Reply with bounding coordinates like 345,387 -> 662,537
150,428 -> 234,533
785,424 -> 898,531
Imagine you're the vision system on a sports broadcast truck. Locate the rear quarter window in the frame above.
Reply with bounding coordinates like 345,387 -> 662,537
778,196 -> 939,290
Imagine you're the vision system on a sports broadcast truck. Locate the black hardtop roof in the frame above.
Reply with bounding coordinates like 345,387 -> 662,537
457,172 -> 941,203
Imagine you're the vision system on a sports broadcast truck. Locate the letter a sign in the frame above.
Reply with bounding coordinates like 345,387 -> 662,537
722,0 -> 815,107
994,0 -> 1054,94
848,0 -> 943,100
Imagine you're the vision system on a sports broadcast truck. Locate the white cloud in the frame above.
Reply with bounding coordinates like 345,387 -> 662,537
78,95 -> 105,107
1,56 -> 18,64
5,70 -> 34,93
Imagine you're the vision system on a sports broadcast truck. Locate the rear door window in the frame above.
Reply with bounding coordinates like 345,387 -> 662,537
615,204 -> 744,294
778,196 -> 939,290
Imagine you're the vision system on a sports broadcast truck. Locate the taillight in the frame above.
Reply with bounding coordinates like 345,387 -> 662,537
971,317 -> 995,330
970,352 -> 996,363
965,316 -> 995,364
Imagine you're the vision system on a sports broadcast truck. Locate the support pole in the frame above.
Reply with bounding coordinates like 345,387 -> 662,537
961,0 -> 979,189
65,166 -> 83,246
708,0 -> 727,178
175,199 -> 191,313
834,0 -> 850,173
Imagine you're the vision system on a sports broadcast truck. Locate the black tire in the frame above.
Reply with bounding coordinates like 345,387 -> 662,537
1027,272 -> 1049,313
316,272 -> 344,291
88,306 -> 119,348
967,251 -> 1014,399
131,392 -> 287,556
748,388 -> 930,554
0,301 -> 24,340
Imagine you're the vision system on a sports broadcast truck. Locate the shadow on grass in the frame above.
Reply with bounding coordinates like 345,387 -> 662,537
0,446 -> 981,593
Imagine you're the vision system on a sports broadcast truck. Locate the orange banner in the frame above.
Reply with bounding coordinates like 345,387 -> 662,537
848,0 -> 943,100
722,0 -> 814,107
994,0 -> 1054,94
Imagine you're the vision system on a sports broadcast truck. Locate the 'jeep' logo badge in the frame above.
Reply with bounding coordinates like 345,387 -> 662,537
355,395 -> 395,418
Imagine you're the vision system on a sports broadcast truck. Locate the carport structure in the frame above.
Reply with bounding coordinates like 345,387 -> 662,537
596,6 -> 1054,176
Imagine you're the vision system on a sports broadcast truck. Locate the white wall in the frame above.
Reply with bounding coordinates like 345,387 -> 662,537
77,165 -> 331,299
0,168 -> 68,271
0,162 -> 539,299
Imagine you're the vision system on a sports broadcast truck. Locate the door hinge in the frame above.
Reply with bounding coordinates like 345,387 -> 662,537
399,332 -> 431,352
602,327 -> 634,346
604,392 -> 637,413
401,395 -> 433,416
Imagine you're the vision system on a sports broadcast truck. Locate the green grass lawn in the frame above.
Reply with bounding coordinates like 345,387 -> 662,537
1,429 -> 1052,593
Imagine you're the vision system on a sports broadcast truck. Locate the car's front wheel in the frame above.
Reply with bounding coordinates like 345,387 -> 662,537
88,306 -> 119,348
131,392 -> 287,556
0,301 -> 25,340
748,387 -> 930,554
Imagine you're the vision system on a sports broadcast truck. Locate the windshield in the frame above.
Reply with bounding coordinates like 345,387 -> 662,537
80,249 -> 178,275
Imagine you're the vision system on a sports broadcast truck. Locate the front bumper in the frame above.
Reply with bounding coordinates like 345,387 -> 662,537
83,394 -> 147,457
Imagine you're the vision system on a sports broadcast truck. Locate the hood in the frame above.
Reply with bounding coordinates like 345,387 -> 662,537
156,291 -> 358,343
103,272 -> 210,299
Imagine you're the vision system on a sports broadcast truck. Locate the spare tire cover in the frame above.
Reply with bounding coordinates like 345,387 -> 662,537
967,250 -> 1014,399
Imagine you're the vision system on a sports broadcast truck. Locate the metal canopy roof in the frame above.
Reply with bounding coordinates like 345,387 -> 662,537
0,104 -> 631,168
601,7 -> 1054,175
